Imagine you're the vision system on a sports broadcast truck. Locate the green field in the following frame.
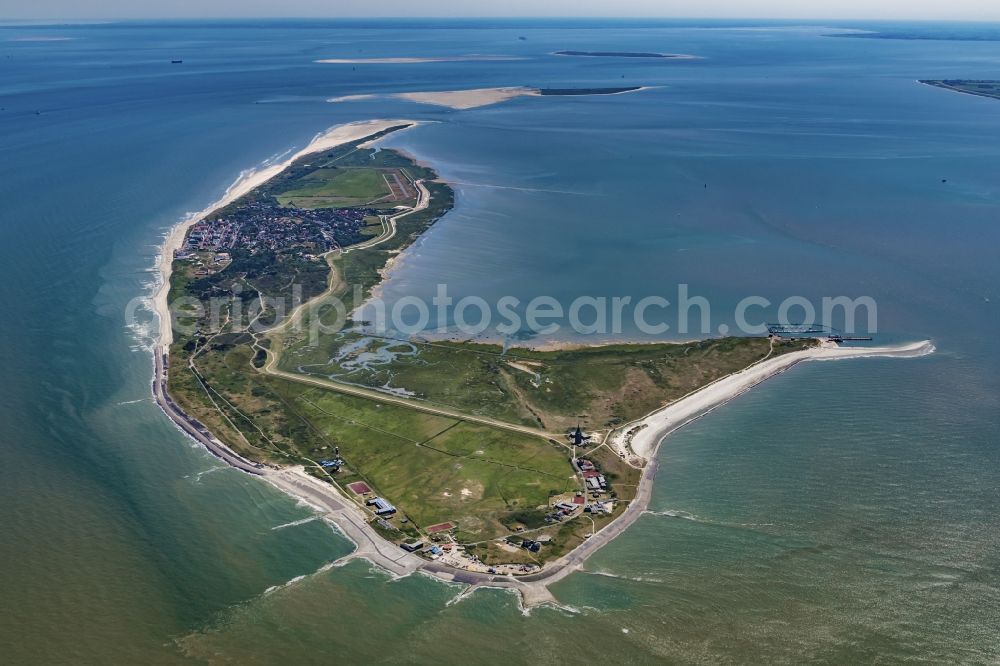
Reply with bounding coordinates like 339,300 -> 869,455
281,333 -> 811,431
168,340 -> 575,544
293,388 -> 574,542
276,168 -> 392,208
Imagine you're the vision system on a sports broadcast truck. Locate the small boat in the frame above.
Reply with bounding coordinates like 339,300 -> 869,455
171,59 -> 183,64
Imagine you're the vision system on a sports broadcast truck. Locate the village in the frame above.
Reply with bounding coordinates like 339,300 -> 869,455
176,200 -> 376,259
310,425 -> 623,575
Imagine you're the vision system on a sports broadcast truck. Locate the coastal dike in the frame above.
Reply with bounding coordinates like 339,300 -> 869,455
151,119 -> 935,608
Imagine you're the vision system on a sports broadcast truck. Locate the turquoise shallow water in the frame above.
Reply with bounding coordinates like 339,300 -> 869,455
0,19 -> 998,664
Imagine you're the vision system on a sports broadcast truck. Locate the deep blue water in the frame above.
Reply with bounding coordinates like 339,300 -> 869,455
0,19 -> 998,664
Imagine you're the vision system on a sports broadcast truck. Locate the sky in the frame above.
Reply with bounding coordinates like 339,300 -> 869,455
2,0 -> 1000,21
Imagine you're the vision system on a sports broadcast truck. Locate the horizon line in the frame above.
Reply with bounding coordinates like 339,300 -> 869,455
4,16 -> 1000,24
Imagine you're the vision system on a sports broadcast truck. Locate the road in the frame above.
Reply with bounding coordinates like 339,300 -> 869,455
266,366 -> 555,440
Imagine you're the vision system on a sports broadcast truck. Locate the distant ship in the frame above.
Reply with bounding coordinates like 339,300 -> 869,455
171,59 -> 183,64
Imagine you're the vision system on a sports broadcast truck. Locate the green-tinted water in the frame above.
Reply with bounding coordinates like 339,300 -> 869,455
1,19 -> 998,664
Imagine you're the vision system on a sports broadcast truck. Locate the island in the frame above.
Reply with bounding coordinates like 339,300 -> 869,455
330,86 -> 654,110
152,119 -> 933,607
919,79 -> 1000,102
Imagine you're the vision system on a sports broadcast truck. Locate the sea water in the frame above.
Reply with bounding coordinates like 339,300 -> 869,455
0,19 -> 997,663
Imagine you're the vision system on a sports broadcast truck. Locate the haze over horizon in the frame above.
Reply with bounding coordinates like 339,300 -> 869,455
3,0 -> 1000,22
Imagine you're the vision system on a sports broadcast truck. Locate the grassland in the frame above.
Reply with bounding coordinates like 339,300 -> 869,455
276,168 -> 395,209
281,333 -> 811,432
168,337 -> 575,543
293,389 -> 575,543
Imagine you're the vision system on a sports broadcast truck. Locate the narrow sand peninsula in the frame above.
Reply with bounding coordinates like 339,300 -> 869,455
151,118 -> 420,347
613,340 -> 936,460
333,86 -> 653,110
394,86 -> 540,109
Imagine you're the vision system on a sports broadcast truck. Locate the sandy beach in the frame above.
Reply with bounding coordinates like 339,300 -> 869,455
151,118 -> 420,348
612,339 -> 936,460
395,86 -> 540,109
330,86 -> 653,110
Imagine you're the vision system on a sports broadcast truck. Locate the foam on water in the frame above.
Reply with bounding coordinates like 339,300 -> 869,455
270,516 -> 321,531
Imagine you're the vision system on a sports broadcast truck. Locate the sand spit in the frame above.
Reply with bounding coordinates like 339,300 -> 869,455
329,85 -> 652,110
395,86 -> 540,109
613,340 -> 936,461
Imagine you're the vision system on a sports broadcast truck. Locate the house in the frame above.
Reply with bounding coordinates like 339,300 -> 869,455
521,540 -> 541,553
366,497 -> 396,515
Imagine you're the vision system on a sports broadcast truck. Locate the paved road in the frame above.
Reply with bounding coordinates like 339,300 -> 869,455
267,367 -> 555,440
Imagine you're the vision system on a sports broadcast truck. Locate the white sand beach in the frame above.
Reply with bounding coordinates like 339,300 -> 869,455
612,339 -> 936,461
330,86 -> 653,110
151,118 -> 420,347
394,86 -> 541,109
